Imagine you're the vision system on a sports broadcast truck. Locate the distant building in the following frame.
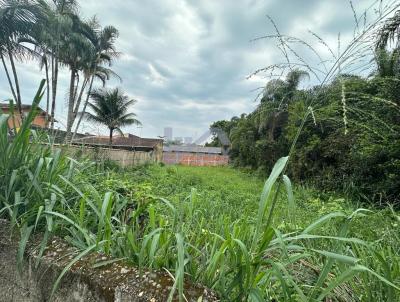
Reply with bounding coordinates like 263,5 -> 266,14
184,137 -> 193,144
0,103 -> 54,129
164,127 -> 173,141
174,137 -> 183,144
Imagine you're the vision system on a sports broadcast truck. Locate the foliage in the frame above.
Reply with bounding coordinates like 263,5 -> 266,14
83,87 -> 141,145
215,73 -> 400,206
1,1 -> 400,301
0,0 -> 121,137
210,4 -> 400,206
1,89 -> 399,300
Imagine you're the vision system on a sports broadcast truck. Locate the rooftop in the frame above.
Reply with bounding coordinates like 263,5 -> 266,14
1,103 -> 44,111
0,103 -> 55,120
73,134 -> 163,149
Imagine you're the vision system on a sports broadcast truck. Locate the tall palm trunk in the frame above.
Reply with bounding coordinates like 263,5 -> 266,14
73,73 -> 80,102
67,77 -> 88,143
44,57 -> 50,127
109,127 -> 113,146
1,54 -> 18,103
7,47 -> 23,118
50,56 -> 58,130
66,68 -> 76,142
73,77 -> 88,118
71,74 -> 94,142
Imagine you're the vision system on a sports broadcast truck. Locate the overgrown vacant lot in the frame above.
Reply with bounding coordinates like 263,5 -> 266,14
88,164 -> 400,301
107,164 -> 398,243
2,0 -> 400,300
1,102 -> 399,301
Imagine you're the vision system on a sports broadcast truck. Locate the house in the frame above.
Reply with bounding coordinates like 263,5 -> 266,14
0,103 -> 53,129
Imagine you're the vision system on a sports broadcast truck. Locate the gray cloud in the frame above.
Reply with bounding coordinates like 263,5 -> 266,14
0,0 -> 375,138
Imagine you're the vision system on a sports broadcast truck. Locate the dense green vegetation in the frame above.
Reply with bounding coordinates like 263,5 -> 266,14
208,8 -> 400,206
1,95 -> 399,300
1,1 -> 400,301
209,74 -> 400,205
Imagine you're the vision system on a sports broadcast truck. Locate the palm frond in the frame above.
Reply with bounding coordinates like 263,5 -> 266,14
376,11 -> 400,49
84,88 -> 141,131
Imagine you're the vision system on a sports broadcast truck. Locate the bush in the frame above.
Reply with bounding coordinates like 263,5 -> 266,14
213,75 -> 400,206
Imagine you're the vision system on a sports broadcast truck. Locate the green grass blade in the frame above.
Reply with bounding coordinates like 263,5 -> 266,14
283,175 -> 295,224
301,212 -> 348,234
253,156 -> 289,249
17,224 -> 34,272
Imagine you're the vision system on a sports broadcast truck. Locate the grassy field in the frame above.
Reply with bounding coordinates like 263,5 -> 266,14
110,164 -> 398,245
1,105 -> 399,301
90,164 -> 400,301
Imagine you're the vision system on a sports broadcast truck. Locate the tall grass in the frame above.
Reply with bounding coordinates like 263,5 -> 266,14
1,2 -> 400,298
1,91 -> 399,300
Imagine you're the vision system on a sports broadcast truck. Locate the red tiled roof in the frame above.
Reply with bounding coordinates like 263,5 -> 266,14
0,103 -> 56,121
0,103 -> 44,111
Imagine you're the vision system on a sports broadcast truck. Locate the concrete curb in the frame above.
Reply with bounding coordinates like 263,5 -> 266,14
0,220 -> 218,302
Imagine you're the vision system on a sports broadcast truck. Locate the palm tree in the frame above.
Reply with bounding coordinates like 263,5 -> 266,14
0,0 -> 41,117
1,0 -> 83,127
70,21 -> 120,142
31,0 -> 84,129
61,14 -> 97,139
374,11 -> 400,78
374,48 -> 400,77
256,69 -> 309,140
376,10 -> 400,50
260,69 -> 309,108
82,88 -> 141,145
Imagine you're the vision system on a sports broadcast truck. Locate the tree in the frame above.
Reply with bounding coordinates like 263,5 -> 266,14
29,1 -> 120,134
60,13 -> 97,139
374,48 -> 400,77
82,88 -> 141,145
38,0 -> 81,129
0,0 -> 41,117
0,0 -> 92,129
70,21 -> 120,142
1,0 -> 120,134
256,69 -> 309,140
374,10 -> 400,78
376,10 -> 400,50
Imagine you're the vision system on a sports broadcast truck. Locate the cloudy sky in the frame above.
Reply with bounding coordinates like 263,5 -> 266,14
0,0 -> 379,139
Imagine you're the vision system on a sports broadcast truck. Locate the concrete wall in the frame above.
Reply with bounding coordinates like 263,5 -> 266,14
163,151 -> 229,166
66,145 -> 161,167
0,219 -> 218,302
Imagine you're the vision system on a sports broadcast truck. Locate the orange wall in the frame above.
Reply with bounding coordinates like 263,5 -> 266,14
2,109 -> 48,129
163,151 -> 229,166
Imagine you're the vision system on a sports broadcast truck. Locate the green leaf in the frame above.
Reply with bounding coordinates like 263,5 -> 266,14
283,175 -> 295,224
34,205 -> 44,230
302,212 -> 347,234
92,257 -> 126,269
17,224 -> 34,272
311,249 -> 359,265
248,288 -> 264,302
253,156 -> 289,248
316,267 -> 359,301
